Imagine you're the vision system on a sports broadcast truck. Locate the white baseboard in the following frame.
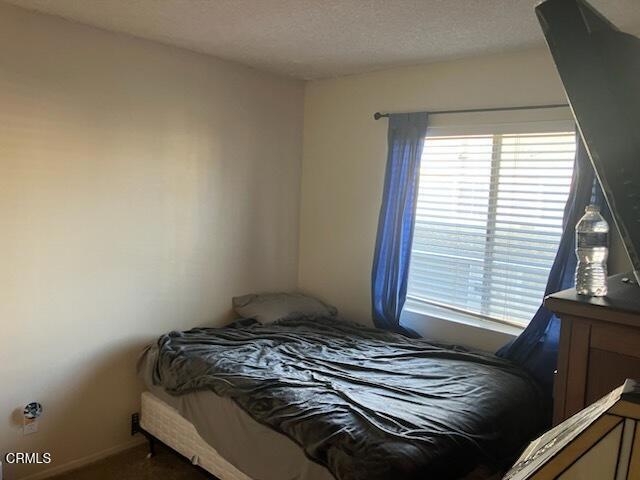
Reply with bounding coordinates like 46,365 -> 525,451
19,437 -> 146,480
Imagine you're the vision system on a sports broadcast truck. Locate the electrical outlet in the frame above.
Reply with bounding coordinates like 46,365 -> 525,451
22,401 -> 42,435
131,413 -> 140,436
23,420 -> 38,435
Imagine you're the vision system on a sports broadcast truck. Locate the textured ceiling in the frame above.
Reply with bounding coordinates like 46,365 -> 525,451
5,0 -> 640,79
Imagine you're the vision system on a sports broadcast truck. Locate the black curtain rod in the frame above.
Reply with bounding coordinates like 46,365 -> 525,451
373,103 -> 570,120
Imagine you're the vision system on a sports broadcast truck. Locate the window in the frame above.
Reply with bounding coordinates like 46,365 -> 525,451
407,126 -> 576,328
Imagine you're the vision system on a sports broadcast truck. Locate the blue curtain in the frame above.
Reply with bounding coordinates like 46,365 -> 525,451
372,112 -> 429,335
497,135 -> 609,394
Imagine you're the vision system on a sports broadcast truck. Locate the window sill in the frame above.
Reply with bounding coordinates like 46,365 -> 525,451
402,297 -> 525,338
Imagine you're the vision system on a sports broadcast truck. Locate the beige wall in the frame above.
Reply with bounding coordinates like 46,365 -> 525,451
1,2 -> 635,477
299,48 -> 633,351
0,3 -> 303,479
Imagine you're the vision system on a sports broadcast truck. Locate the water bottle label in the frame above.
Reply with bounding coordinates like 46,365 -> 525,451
577,232 -> 608,248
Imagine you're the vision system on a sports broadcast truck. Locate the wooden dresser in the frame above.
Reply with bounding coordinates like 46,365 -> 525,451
545,272 -> 640,425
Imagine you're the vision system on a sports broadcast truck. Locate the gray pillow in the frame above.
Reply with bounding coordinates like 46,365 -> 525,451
232,292 -> 337,324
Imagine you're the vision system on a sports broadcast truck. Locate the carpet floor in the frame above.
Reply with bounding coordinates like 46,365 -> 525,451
48,442 -> 500,480
50,444 -> 214,480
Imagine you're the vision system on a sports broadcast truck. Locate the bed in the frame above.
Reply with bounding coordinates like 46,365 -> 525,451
138,315 -> 546,480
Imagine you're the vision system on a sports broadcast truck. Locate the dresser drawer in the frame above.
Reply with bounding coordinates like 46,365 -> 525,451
586,323 -> 640,405
547,273 -> 640,425
554,316 -> 640,424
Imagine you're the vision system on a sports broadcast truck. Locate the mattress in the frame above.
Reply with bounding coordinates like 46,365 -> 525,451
139,347 -> 334,480
141,391 -> 251,480
140,392 -> 499,480
152,317 -> 545,479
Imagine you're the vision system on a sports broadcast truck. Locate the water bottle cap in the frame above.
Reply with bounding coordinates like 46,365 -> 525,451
585,204 -> 600,213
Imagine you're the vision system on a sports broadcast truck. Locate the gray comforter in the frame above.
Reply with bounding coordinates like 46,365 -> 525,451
152,317 -> 545,480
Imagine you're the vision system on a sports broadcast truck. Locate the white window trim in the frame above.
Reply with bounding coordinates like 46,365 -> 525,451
403,296 -> 524,337
404,114 -> 575,335
427,119 -> 575,137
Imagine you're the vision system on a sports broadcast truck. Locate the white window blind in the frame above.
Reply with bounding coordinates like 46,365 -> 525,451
407,129 -> 576,328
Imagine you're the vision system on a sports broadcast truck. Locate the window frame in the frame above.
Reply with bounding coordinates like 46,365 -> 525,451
405,118 -> 576,332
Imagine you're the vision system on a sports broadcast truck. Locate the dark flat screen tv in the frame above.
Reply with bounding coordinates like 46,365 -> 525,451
536,0 -> 640,281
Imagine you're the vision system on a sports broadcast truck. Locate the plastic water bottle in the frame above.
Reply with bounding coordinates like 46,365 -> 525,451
575,205 -> 609,296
